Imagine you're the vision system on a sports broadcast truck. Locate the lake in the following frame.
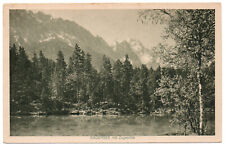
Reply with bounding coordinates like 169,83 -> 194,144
10,114 -> 215,136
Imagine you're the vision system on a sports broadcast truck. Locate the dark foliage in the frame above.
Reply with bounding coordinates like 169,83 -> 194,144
10,43 -> 214,117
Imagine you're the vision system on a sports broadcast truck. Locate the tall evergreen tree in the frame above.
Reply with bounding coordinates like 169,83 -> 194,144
16,46 -> 33,114
10,44 -> 18,114
139,64 -> 150,113
66,44 -> 86,105
30,52 -> 42,111
69,44 -> 85,74
121,55 -> 133,109
83,53 -> 98,107
129,67 -> 141,113
112,59 -> 123,107
54,50 -> 67,111
100,55 -> 113,105
39,50 -> 54,114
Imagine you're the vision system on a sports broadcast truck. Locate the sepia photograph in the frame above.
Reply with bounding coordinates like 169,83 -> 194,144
3,3 -> 222,143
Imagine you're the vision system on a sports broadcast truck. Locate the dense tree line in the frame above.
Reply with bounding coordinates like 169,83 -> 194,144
10,42 -> 214,118
10,43 -> 162,115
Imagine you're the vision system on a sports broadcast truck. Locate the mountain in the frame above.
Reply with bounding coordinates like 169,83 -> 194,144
127,39 -> 159,69
10,10 -> 158,70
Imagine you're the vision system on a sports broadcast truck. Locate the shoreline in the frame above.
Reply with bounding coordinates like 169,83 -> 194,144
10,110 -> 215,117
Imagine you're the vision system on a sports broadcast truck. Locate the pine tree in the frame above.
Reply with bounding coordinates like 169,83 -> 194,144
84,53 -> 98,107
39,50 -> 54,114
73,44 -> 85,102
30,52 -> 42,112
112,59 -> 123,107
139,64 -> 150,113
10,44 -> 18,114
100,55 -> 113,105
54,50 -> 67,111
16,46 -> 33,114
121,55 -> 133,110
129,67 -> 141,113
69,44 -> 85,74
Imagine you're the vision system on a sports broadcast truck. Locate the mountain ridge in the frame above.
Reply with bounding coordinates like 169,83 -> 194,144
10,10 -> 158,70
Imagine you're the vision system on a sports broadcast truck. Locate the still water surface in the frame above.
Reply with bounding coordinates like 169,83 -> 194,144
10,115 -> 214,136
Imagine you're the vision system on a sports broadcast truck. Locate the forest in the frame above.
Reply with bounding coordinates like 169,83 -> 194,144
10,9 -> 215,135
10,43 -> 214,116
10,43 -> 162,115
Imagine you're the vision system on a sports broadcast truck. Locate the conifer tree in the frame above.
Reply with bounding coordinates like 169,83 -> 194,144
66,44 -> 86,105
112,59 -> 123,107
10,44 -> 18,114
139,64 -> 150,113
100,55 -> 113,105
39,50 -> 54,114
121,55 -> 133,109
16,46 -> 33,114
54,50 -> 67,111
30,52 -> 42,111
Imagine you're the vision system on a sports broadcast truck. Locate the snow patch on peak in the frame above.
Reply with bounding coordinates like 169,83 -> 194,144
111,38 -> 157,67
129,40 -> 143,52
39,34 -> 55,43
39,32 -> 77,47
127,39 -> 154,65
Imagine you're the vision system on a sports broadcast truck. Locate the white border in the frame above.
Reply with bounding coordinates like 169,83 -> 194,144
0,0 -> 224,145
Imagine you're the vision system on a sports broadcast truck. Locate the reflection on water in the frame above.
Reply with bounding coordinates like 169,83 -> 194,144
10,114 -> 214,136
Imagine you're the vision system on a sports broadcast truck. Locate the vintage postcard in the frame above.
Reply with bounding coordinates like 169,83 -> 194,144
3,3 -> 222,143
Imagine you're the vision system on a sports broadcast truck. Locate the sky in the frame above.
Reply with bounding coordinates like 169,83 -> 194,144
40,9 -> 166,50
